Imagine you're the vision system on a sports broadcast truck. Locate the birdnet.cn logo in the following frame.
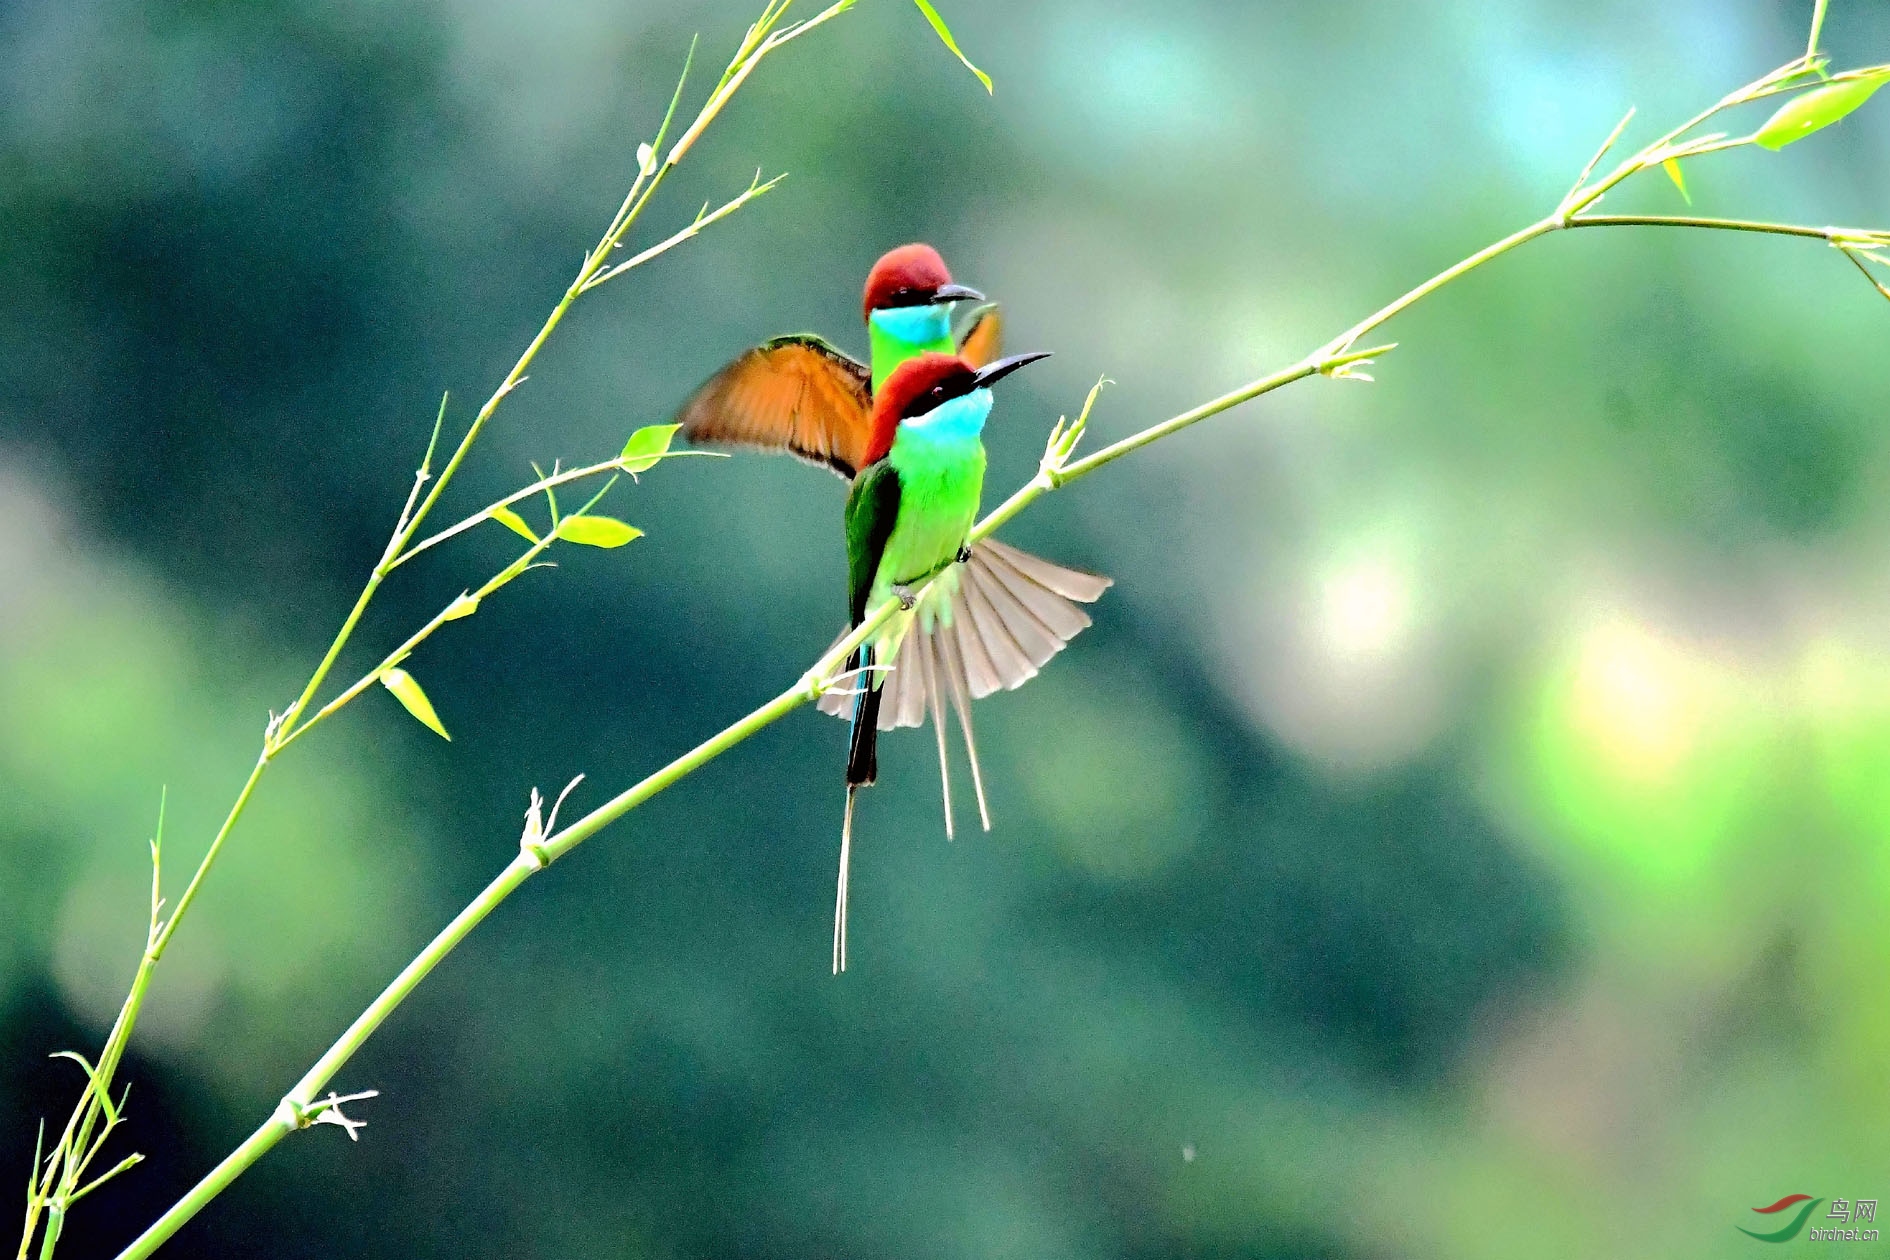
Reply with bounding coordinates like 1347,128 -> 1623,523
1738,1195 -> 1879,1243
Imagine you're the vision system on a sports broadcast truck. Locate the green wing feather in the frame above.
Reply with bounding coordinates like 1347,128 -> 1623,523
845,462 -> 903,624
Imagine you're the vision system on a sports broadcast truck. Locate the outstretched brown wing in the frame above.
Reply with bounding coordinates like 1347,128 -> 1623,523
955,305 -> 1002,369
676,334 -> 873,478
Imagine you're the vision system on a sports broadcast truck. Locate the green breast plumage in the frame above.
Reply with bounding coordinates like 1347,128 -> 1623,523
858,390 -> 993,649
875,427 -> 984,593
868,305 -> 956,391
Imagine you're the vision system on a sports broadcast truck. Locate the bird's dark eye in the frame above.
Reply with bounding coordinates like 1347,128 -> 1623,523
882,287 -> 930,308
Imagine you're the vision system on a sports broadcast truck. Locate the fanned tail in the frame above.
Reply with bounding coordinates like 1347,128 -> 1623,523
817,538 -> 1111,833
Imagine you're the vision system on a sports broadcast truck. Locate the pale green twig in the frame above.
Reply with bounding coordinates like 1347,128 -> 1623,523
18,794 -> 163,1260
19,4 -> 843,1256
582,171 -> 788,292
1569,215 -> 1890,302
663,1 -> 858,168
1570,213 -> 1880,241
389,450 -> 718,572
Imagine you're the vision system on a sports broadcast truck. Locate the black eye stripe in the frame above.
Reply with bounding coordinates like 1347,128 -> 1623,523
878,286 -> 936,309
902,371 -> 979,419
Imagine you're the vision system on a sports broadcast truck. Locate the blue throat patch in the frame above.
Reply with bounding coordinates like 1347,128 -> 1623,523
900,389 -> 993,445
869,304 -> 953,346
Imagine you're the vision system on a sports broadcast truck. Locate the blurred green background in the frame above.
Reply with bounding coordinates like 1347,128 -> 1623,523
4,0 -> 1890,1255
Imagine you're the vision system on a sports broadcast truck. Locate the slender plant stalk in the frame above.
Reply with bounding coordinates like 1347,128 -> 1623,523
16,4 -> 846,1258
1568,214 -> 1881,241
274,480 -> 616,755
114,856 -> 539,1256
110,29 -> 1890,1252
388,450 -> 722,572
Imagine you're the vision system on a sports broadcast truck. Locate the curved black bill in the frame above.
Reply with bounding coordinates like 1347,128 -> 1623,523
973,350 -> 1053,390
929,282 -> 986,305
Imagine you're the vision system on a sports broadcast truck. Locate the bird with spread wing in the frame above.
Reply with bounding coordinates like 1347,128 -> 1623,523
676,245 -> 1110,970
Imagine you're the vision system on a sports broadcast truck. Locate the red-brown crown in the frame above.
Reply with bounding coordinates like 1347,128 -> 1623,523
861,243 -> 954,321
861,352 -> 975,467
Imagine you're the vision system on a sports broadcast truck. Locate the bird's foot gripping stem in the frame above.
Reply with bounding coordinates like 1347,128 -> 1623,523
892,584 -> 917,610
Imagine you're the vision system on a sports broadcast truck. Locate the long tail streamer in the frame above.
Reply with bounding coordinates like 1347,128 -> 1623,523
834,787 -> 856,974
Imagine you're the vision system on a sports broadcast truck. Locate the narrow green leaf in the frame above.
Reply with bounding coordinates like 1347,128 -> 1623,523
619,423 -> 682,473
48,1052 -> 118,1127
380,668 -> 451,741
555,515 -> 643,548
1661,158 -> 1691,204
912,0 -> 993,93
1755,73 -> 1890,149
488,505 -> 537,542
441,592 -> 480,621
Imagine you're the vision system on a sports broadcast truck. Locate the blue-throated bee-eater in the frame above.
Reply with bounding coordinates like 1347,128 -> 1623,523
677,246 -> 1110,969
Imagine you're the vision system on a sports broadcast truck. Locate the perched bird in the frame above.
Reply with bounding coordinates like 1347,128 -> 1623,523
862,242 -> 998,391
676,243 -> 999,470
677,247 -> 1110,970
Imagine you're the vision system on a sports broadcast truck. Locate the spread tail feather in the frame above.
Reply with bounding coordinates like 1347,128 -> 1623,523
918,631 -> 955,840
818,538 -> 1111,832
936,625 -> 991,831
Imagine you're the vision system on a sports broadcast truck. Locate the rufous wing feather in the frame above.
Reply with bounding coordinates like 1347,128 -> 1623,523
676,334 -> 873,478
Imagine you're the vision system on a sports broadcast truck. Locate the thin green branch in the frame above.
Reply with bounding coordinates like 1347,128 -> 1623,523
19,793 -> 165,1260
1053,361 -> 1319,485
149,759 -> 266,960
280,476 -> 622,754
1552,52 -> 1861,229
582,171 -> 787,292
23,5 -> 845,1257
391,394 -> 449,541
1841,247 -> 1890,301
596,39 -> 697,263
1565,106 -> 1635,202
390,451 -> 717,572
67,1155 -> 143,1206
277,557 -> 538,751
663,0 -> 857,168
1322,220 -> 1561,360
1570,215 -> 1890,302
395,465 -> 614,567
1570,213 -> 1850,239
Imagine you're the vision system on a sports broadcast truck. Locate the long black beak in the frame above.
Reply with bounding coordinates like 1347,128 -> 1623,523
928,282 -> 986,305
972,350 -> 1053,390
